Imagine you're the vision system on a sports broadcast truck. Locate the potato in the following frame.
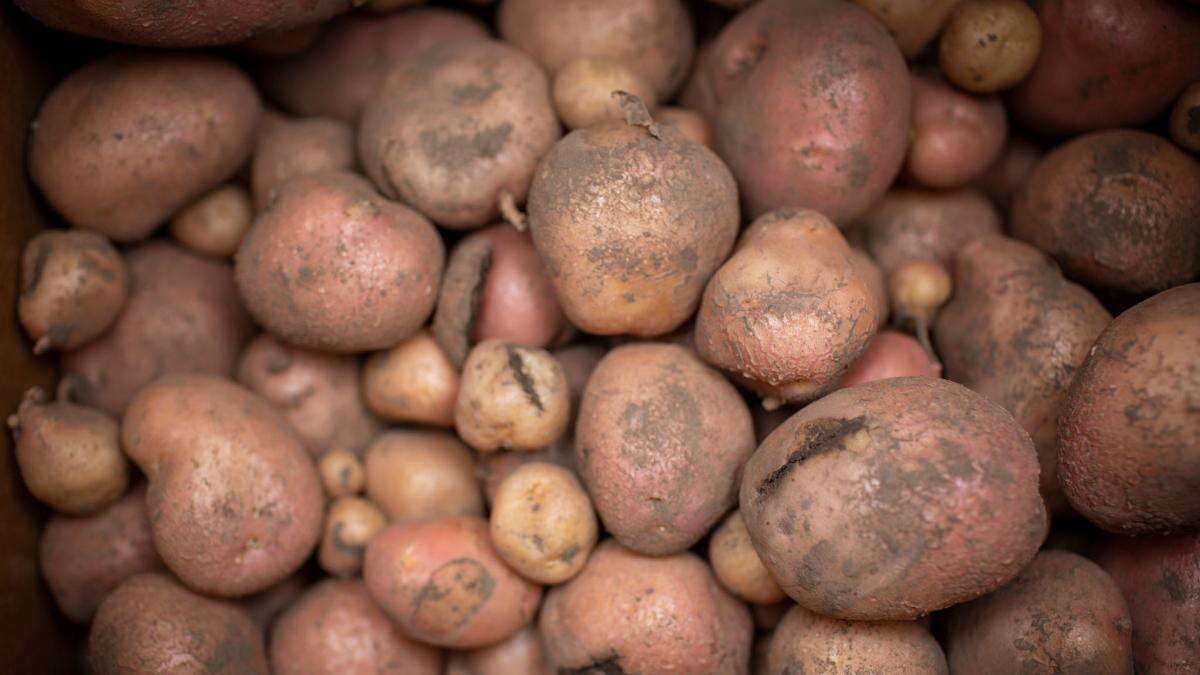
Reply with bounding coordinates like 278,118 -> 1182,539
552,343 -> 606,420
540,540 -> 752,674
1170,81 -> 1200,154
947,551 -> 1133,674
971,135 -> 1043,211
935,236 -> 1112,515
853,188 -> 1002,277
258,9 -> 488,123
478,440 -> 578,507
62,240 -> 254,416
709,510 -> 785,605
237,333 -> 379,455
684,0 -> 910,222
88,573 -> 267,675
852,0 -> 962,58
654,105 -> 711,148
363,516 -> 542,648
767,604 -> 948,674
490,462 -> 598,584
446,625 -> 547,675
939,0 -> 1042,94
1011,130 -> 1200,297
695,209 -> 887,406
836,330 -> 940,389
364,430 -> 484,521
271,579 -> 442,675
363,330 -> 459,427
905,70 -> 1008,189
455,341 -> 570,453
498,0 -> 694,99
1058,283 -> 1200,535
39,486 -> 162,622
18,229 -> 126,353
318,496 -> 388,578
235,171 -> 444,352
122,374 -> 323,596
527,112 -> 739,337
1008,0 -> 1200,136
169,184 -> 254,258
359,38 -> 561,230
250,117 -> 355,210
1098,533 -> 1200,673
740,376 -> 1047,620
8,387 -> 128,515
29,52 -> 260,241
553,58 -> 657,130
318,449 -> 366,498
576,343 -> 754,554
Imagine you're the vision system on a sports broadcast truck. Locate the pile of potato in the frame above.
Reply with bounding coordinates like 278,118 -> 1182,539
8,0 -> 1199,673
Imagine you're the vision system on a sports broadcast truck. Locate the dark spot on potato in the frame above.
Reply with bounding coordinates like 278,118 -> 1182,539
433,240 -> 493,368
560,652 -> 627,674
411,558 -> 496,635
1159,569 -> 1187,603
756,416 -> 868,503
453,81 -> 502,104
505,345 -> 545,412
560,543 -> 581,563
419,124 -> 513,171
21,238 -> 52,296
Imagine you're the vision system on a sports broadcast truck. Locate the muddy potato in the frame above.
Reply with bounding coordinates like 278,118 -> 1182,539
540,540 -> 752,674
237,333 -> 379,455
62,240 -> 254,416
363,330 -> 459,427
319,497 -> 388,577
837,330 -> 941,389
709,510 -> 785,605
363,516 -> 542,648
122,375 -> 323,596
359,39 -> 560,230
236,171 -> 443,352
935,237 -> 1111,516
250,117 -> 355,210
971,135 -> 1043,210
576,343 -> 754,554
1011,130 -> 1200,297
939,0 -> 1041,94
318,449 -> 366,498
741,376 -> 1048,620
88,573 -> 268,675
18,230 -> 127,353
654,105 -> 711,148
1171,82 -> 1200,153
169,184 -> 254,257
455,341 -> 570,453
490,462 -> 598,584
29,52 -> 260,241
1059,283 -> 1200,535
552,58 -> 657,130
364,430 -> 484,521
852,0 -> 962,58
447,625 -> 547,675
767,604 -> 948,674
906,71 -> 1008,189
854,188 -> 1002,277
695,209 -> 887,406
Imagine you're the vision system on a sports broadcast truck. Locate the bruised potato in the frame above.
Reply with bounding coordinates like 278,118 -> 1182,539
363,330 -> 459,427
364,430 -> 484,521
455,341 -> 570,453
709,510 -> 785,605
318,497 -> 388,578
169,184 -> 254,258
552,58 -> 657,130
250,117 -> 355,210
767,604 -> 948,674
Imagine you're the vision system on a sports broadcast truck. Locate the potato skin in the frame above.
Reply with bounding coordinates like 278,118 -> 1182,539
250,117 -> 355,210
947,551 -> 1133,675
271,579 -> 442,675
1010,130 -> 1200,297
552,58 -> 658,130
363,430 -> 484,522
740,376 -> 1048,620
935,237 -> 1111,515
169,184 -> 254,258
121,375 -> 323,597
1058,283 -> 1200,535
447,625 -> 548,675
575,343 -> 754,555
853,188 -> 1001,276
905,71 -> 1007,190
455,341 -> 571,453
708,509 -> 785,605
29,52 -> 260,241
938,0 -> 1042,94
539,540 -> 752,674
836,330 -> 940,389
767,604 -> 948,674
363,330 -> 459,427
88,573 -> 268,675
852,0 -> 962,58
235,171 -> 444,352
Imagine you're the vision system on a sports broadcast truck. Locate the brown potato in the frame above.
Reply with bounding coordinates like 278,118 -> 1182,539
1011,130 -> 1200,297
947,551 -> 1133,674
1170,81 -> 1200,154
446,625 -> 548,675
39,486 -> 162,622
576,343 -> 754,554
490,462 -> 598,584
695,209 -> 887,406
8,388 -> 128,515
939,0 -> 1042,94
235,171 -> 444,352
363,330 -> 459,427
88,573 -> 268,675
318,497 -> 388,578
767,604 -> 948,674
169,184 -> 254,257
364,430 -> 484,521
836,330 -> 941,389
318,449 -> 366,498
654,105 -> 711,148
1059,283 -> 1200,534
455,341 -> 570,453
18,229 -> 127,353
359,39 -> 561,230
553,58 -> 658,130
271,579 -> 442,675
363,516 -> 543,648
478,440 -> 578,507
62,240 -> 255,416
540,540 -> 752,674
29,52 -> 260,241
122,375 -> 323,597
250,117 -> 355,210
709,510 -> 785,605
906,71 -> 1008,189
741,376 -> 1048,620
971,135 -> 1043,210
237,333 -> 379,455
852,0 -> 962,58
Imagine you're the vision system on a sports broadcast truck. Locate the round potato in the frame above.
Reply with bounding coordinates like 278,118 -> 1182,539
478,440 -> 578,507
767,604 -> 948,674
490,462 -> 598,584
939,0 -> 1042,94
169,184 -> 254,258
552,58 -> 657,130
836,330 -> 941,389
250,117 -> 355,210
318,496 -> 388,578
363,330 -> 459,427
709,510 -> 785,605
318,449 -> 365,498
853,188 -> 1002,277
363,430 -> 484,522
905,70 -> 1008,190
455,341 -> 570,453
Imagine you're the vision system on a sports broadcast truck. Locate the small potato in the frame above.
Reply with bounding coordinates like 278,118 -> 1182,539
540,540 -> 752,674
905,71 -> 1008,190
836,330 -> 940,389
971,135 -> 1043,210
319,497 -> 388,577
478,440 -> 578,507
653,105 -> 711,148
553,58 -> 657,130
767,605 -> 948,674
318,449 -> 366,498
364,430 -> 484,521
363,330 -> 459,427
169,184 -> 254,257
455,341 -> 570,453
18,230 -> 127,353
852,0 -> 962,58
237,333 -> 380,455
709,510 -> 785,605
939,0 -> 1042,94
8,388 -> 128,515
1170,81 -> 1200,153
363,516 -> 543,648
490,462 -> 598,584
88,573 -> 268,675
446,625 -> 548,675
854,188 -> 1002,277
271,579 -> 442,675
29,52 -> 261,241
39,486 -> 162,622
250,117 -> 355,211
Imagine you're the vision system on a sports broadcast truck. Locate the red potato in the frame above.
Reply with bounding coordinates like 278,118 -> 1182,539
836,330 -> 941,389
853,188 -> 1002,277
852,0 -> 963,58
906,71 -> 1008,190
447,625 -> 548,675
250,117 -> 355,210
767,604 -> 948,674
169,184 -> 255,258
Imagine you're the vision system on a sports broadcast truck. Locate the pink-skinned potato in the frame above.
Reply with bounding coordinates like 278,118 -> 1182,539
852,188 -> 1001,276
905,70 -> 1007,190
837,330 -> 941,389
